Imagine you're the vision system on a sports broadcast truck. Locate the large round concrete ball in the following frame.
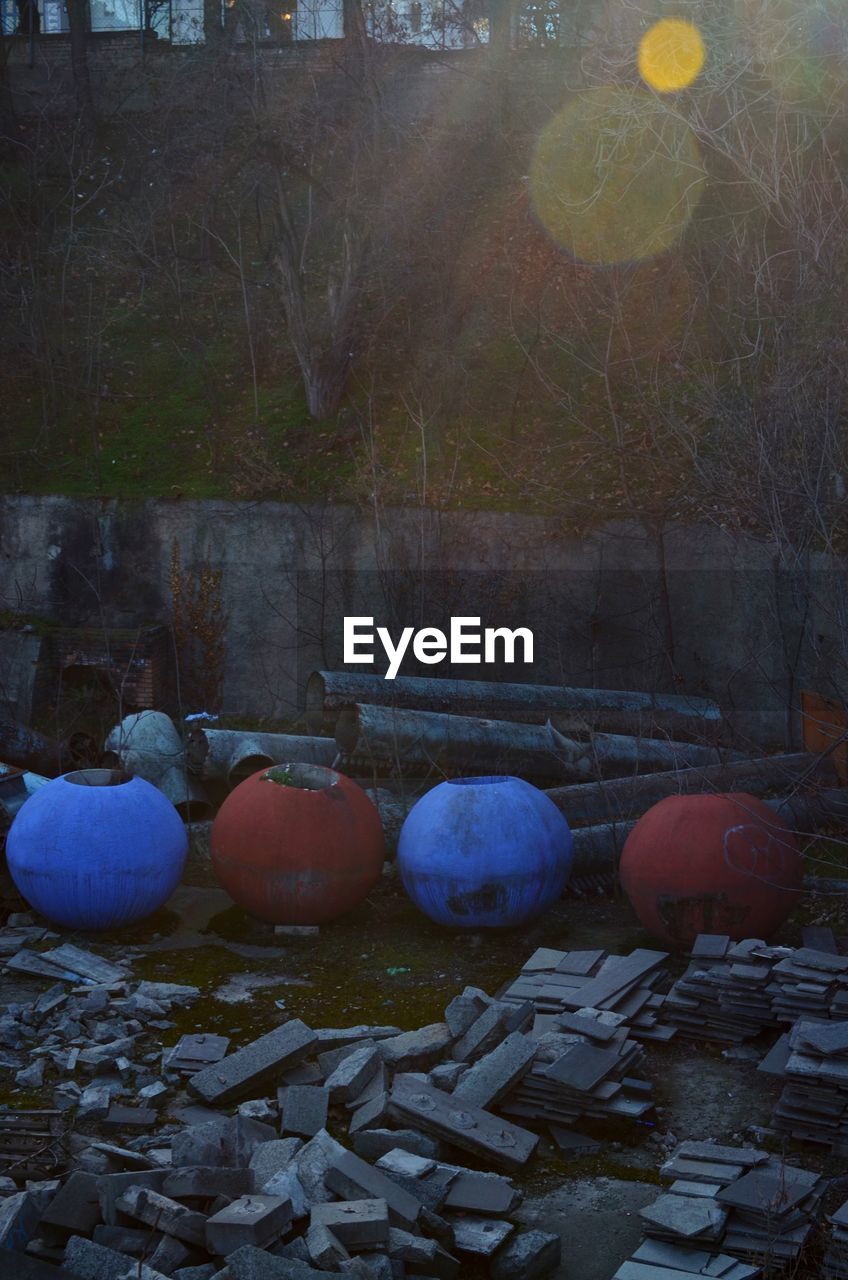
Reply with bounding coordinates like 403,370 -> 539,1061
397,775 -> 573,928
210,763 -> 385,925
619,792 -> 802,949
6,768 -> 187,930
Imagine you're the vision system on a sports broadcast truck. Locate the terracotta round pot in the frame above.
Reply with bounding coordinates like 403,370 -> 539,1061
619,791 -> 802,949
210,762 -> 385,924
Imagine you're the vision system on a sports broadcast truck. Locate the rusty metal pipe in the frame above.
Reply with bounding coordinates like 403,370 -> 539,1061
307,670 -> 724,740
547,751 -> 836,827
185,727 -> 339,789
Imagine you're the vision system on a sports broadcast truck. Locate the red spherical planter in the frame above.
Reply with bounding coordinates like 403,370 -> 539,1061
619,792 -> 802,949
210,763 -> 385,925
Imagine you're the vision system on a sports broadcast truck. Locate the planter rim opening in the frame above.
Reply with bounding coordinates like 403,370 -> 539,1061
262,762 -> 338,792
63,768 -> 132,787
448,775 -> 510,787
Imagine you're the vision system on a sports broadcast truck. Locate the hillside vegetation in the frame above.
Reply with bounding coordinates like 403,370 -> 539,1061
2,10 -> 847,554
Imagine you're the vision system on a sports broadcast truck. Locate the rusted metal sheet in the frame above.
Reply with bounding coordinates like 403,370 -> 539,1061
307,670 -> 725,740
185,727 -> 339,789
547,751 -> 837,827
801,689 -> 848,783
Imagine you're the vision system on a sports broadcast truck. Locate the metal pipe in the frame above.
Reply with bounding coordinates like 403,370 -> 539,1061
335,703 -> 585,779
0,717 -> 97,776
336,703 -> 738,781
547,752 -> 837,827
306,670 -> 724,740
103,711 -> 213,820
185,727 -> 338,789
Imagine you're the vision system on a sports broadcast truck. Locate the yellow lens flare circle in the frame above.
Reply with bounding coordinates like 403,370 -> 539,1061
529,87 -> 707,267
638,18 -> 705,92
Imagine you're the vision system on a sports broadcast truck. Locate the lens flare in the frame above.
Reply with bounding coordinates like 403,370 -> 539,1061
529,87 -> 706,266
638,18 -> 705,92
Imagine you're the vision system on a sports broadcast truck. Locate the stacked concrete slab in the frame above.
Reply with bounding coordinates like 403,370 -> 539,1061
500,947 -> 674,1043
761,1019 -> 848,1153
632,1142 -> 825,1271
663,936 -> 848,1044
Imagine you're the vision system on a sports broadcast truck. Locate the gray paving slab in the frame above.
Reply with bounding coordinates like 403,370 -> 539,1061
205,1194 -> 292,1255
452,1033 -> 536,1110
389,1077 -> 538,1172
311,1198 -> 390,1247
189,1020 -> 317,1105
325,1149 -> 422,1230
450,1216 -> 514,1256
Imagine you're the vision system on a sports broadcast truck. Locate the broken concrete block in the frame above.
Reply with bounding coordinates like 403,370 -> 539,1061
96,1171 -> 169,1226
307,1221 -> 351,1270
325,1045 -> 382,1103
441,1169 -> 519,1215
205,1194 -> 292,1255
325,1151 -> 421,1231
16,1058 -> 46,1089
378,1025 -> 452,1072
351,1130 -> 441,1163
91,1225 -> 151,1255
164,1034 -> 230,1075
0,1191 -> 44,1251
171,1121 -> 226,1169
79,1085 -> 112,1120
174,1268 -> 219,1280
358,1253 -> 394,1280
317,1041 -> 376,1079
444,992 -> 489,1039
387,1226 -> 439,1265
389,1078 -> 538,1172
222,1115 -> 277,1168
149,1234 -> 192,1275
248,1137 -> 303,1189
490,1231 -> 560,1280
429,1064 -> 466,1093
103,1106 -> 158,1132
64,1235 -> 170,1280
451,1006 -> 511,1064
293,1130 -> 348,1208
375,1150 -> 436,1179
311,1199 -> 390,1248
115,1186 -> 207,1247
451,1217 -> 513,1256
452,1034 -> 536,1111
261,1167 -> 310,1219
188,1021 -> 317,1106
163,1168 -> 254,1200
348,1092 -> 391,1135
39,1172 -> 101,1241
346,1063 -> 388,1112
280,1086 -> 330,1138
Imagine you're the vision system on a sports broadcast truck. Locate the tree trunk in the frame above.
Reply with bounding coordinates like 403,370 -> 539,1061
65,0 -> 96,129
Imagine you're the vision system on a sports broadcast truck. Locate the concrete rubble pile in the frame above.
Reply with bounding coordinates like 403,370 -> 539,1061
612,1140 -> 826,1278
663,935 -> 848,1045
499,947 -> 675,1044
759,1018 -> 848,1154
0,931 -> 581,1279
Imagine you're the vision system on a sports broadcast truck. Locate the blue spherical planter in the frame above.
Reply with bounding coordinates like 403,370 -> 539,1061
6,768 -> 188,930
397,775 -> 573,928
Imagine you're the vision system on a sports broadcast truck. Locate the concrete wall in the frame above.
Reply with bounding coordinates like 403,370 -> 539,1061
1,494 -> 846,748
